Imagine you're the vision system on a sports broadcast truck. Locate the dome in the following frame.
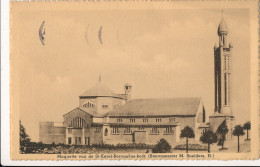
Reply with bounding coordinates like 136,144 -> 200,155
80,82 -> 122,99
218,19 -> 228,35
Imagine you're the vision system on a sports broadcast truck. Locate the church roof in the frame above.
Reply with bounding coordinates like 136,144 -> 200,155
106,97 -> 201,117
209,112 -> 226,117
218,18 -> 228,35
63,107 -> 103,117
80,81 -> 123,99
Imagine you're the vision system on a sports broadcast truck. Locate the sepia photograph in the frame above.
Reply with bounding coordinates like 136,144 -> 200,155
7,0 -> 259,162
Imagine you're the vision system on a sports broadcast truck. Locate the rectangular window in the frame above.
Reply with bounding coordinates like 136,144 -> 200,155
130,118 -> 135,122
169,118 -> 175,122
95,127 -> 101,133
143,118 -> 148,122
156,118 -> 162,122
124,127 -> 132,134
111,127 -> 119,134
117,118 -> 123,122
150,127 -> 159,134
138,126 -> 144,130
75,137 -> 77,145
102,105 -> 109,109
165,127 -> 174,134
78,137 -> 81,144
68,137 -> 71,144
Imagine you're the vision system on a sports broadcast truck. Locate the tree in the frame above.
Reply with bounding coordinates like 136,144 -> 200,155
180,126 -> 195,153
200,129 -> 218,153
216,120 -> 229,149
152,138 -> 171,153
20,121 -> 31,153
243,122 -> 251,140
232,125 -> 245,152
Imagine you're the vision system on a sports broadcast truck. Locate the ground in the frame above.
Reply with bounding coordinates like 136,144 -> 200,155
30,136 -> 250,154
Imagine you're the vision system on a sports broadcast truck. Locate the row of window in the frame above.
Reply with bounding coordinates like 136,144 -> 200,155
68,137 -> 90,145
68,117 -> 87,128
116,118 -> 176,123
82,102 -> 110,109
110,127 -> 174,135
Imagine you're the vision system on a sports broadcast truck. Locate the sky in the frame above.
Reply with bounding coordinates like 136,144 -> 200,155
11,7 -> 250,142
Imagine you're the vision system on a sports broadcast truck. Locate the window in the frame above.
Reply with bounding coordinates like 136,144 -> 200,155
111,127 -> 119,134
165,127 -> 174,134
68,117 -> 86,128
102,105 -> 109,109
78,137 -> 81,144
150,127 -> 159,134
68,137 -> 72,145
117,118 -> 123,122
83,102 -> 94,108
138,126 -> 144,130
75,137 -> 77,145
143,118 -> 148,122
130,118 -> 135,123
113,103 -> 120,109
95,127 -> 101,133
169,118 -> 175,122
124,127 -> 132,134
104,128 -> 108,136
155,118 -> 162,122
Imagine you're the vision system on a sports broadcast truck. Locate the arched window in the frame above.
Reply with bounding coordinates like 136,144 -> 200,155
104,128 -> 108,136
68,117 -> 86,128
83,102 -> 95,108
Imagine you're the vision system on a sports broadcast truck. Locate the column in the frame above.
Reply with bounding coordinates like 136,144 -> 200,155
220,46 -> 225,113
226,72 -> 229,106
82,127 -> 85,145
65,128 -> 68,144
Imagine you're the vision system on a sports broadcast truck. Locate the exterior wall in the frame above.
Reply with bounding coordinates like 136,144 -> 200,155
209,116 -> 225,132
63,108 -> 93,128
90,127 -> 103,145
39,122 -> 66,144
96,97 -> 124,115
79,97 -> 125,116
105,126 -> 178,147
79,97 -> 97,108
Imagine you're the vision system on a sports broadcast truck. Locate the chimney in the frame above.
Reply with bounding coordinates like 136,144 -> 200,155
124,83 -> 132,102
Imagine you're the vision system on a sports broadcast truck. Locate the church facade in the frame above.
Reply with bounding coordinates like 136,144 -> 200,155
39,81 -> 207,145
39,16 -> 235,146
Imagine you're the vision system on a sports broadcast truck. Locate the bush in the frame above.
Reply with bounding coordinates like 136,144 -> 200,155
152,138 -> 171,153
174,144 -> 207,150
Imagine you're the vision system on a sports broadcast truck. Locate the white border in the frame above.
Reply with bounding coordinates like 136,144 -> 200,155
1,0 -> 260,166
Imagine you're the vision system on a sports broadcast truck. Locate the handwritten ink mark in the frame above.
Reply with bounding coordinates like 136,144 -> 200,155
39,20 -> 46,46
98,26 -> 103,44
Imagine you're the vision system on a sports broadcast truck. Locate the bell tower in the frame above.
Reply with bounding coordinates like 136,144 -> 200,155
210,13 -> 235,139
214,16 -> 233,116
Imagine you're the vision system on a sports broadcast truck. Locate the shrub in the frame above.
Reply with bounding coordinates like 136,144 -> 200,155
152,138 -> 171,153
174,144 -> 207,150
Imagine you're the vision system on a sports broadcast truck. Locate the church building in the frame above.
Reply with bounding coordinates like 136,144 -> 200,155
39,16 -> 235,146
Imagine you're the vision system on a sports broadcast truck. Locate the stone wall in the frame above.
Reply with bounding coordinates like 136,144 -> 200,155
39,122 -> 66,144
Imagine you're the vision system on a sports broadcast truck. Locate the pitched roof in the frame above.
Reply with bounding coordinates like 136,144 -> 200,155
106,97 -> 201,117
209,112 -> 226,117
63,107 -> 103,117
80,81 -> 123,99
